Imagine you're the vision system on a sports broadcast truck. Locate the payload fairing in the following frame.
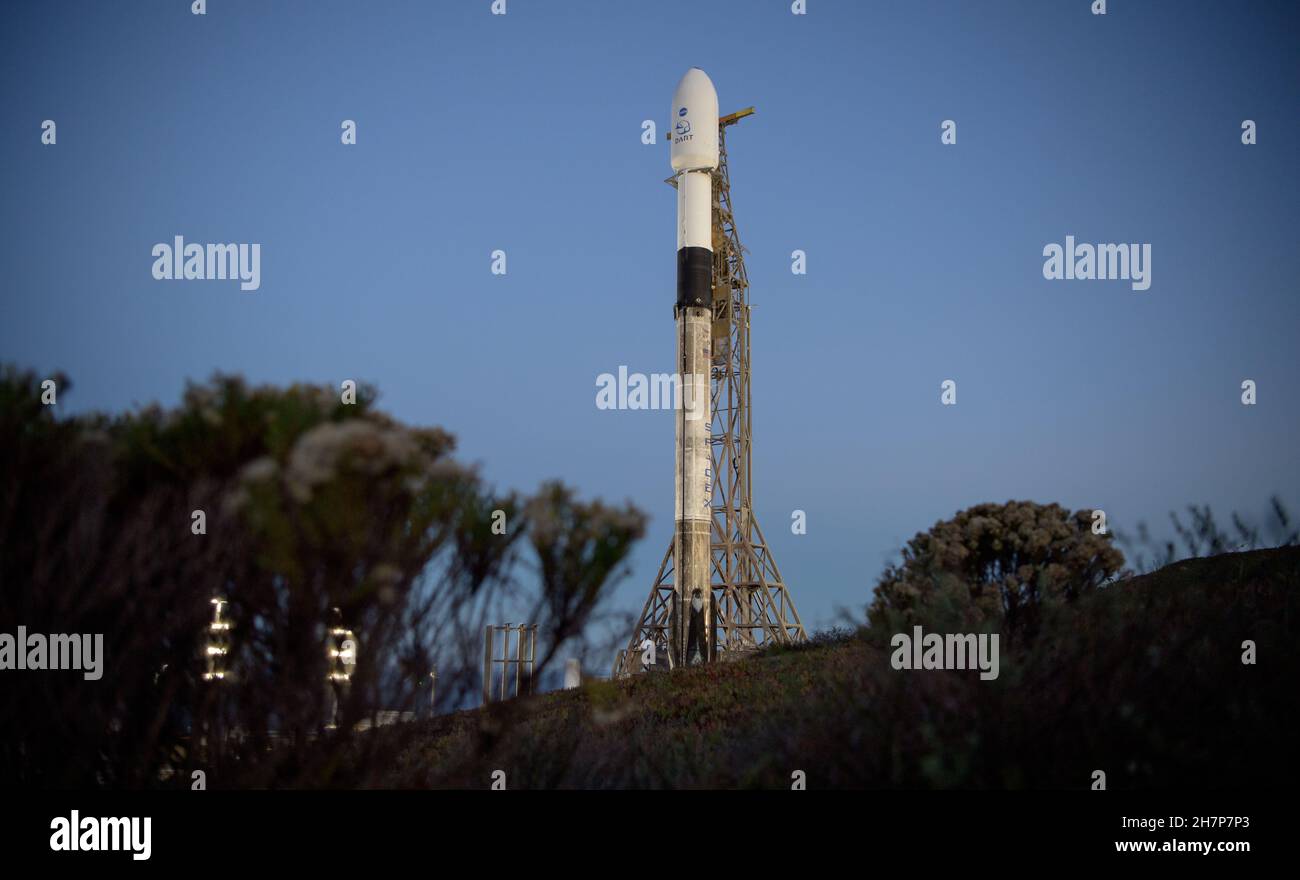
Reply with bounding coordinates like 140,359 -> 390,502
670,68 -> 719,666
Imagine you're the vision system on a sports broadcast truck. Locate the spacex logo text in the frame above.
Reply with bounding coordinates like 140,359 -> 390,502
50,811 -> 151,861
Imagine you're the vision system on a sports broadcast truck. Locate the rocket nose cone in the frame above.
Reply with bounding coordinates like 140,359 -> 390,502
670,67 -> 720,172
674,67 -> 717,98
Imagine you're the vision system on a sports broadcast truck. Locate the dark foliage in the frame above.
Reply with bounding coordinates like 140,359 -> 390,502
355,547 -> 1300,789
868,500 -> 1124,639
0,366 -> 643,788
1115,496 -> 1298,573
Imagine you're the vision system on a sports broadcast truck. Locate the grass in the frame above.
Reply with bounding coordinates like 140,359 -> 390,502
342,546 -> 1300,789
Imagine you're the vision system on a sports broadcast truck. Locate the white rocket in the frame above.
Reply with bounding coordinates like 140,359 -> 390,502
670,68 -> 719,667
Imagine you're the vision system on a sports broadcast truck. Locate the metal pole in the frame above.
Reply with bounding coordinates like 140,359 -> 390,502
511,624 -> 519,697
483,625 -> 492,706
499,624 -> 508,701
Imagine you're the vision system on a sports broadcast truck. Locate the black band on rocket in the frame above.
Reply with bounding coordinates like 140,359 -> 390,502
676,247 -> 712,309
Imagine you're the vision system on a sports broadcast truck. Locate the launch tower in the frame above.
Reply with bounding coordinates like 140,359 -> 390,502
614,77 -> 807,676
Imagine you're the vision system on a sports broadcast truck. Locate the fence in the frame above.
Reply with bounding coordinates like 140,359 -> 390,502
483,624 -> 537,704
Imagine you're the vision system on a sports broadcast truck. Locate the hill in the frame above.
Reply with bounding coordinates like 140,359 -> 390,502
346,546 -> 1300,789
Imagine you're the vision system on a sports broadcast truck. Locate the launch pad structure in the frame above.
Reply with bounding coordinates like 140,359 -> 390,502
614,106 -> 807,677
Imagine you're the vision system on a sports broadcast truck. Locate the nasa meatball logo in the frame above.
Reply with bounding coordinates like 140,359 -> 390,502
678,106 -> 687,117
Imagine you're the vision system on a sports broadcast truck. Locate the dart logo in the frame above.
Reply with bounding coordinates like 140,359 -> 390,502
675,118 -> 691,137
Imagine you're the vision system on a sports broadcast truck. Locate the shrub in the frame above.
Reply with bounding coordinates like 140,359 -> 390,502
868,500 -> 1124,638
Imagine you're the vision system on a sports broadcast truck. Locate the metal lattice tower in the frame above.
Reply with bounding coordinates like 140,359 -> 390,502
615,111 -> 807,676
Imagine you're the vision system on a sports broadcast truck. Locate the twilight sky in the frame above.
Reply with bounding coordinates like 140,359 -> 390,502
3,0 -> 1297,647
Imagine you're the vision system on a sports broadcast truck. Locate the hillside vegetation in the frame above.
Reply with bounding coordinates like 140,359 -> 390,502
352,546 -> 1300,789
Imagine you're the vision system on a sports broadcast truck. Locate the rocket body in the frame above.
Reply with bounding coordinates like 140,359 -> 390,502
670,69 -> 719,667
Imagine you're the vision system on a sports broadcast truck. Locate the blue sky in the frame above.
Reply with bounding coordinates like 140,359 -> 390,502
3,0 -> 1298,644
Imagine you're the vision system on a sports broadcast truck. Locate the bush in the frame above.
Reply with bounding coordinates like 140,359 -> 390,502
868,500 -> 1124,638
356,546 -> 1300,789
0,366 -> 643,788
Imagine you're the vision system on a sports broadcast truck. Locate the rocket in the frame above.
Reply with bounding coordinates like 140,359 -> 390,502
670,68 -> 718,667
